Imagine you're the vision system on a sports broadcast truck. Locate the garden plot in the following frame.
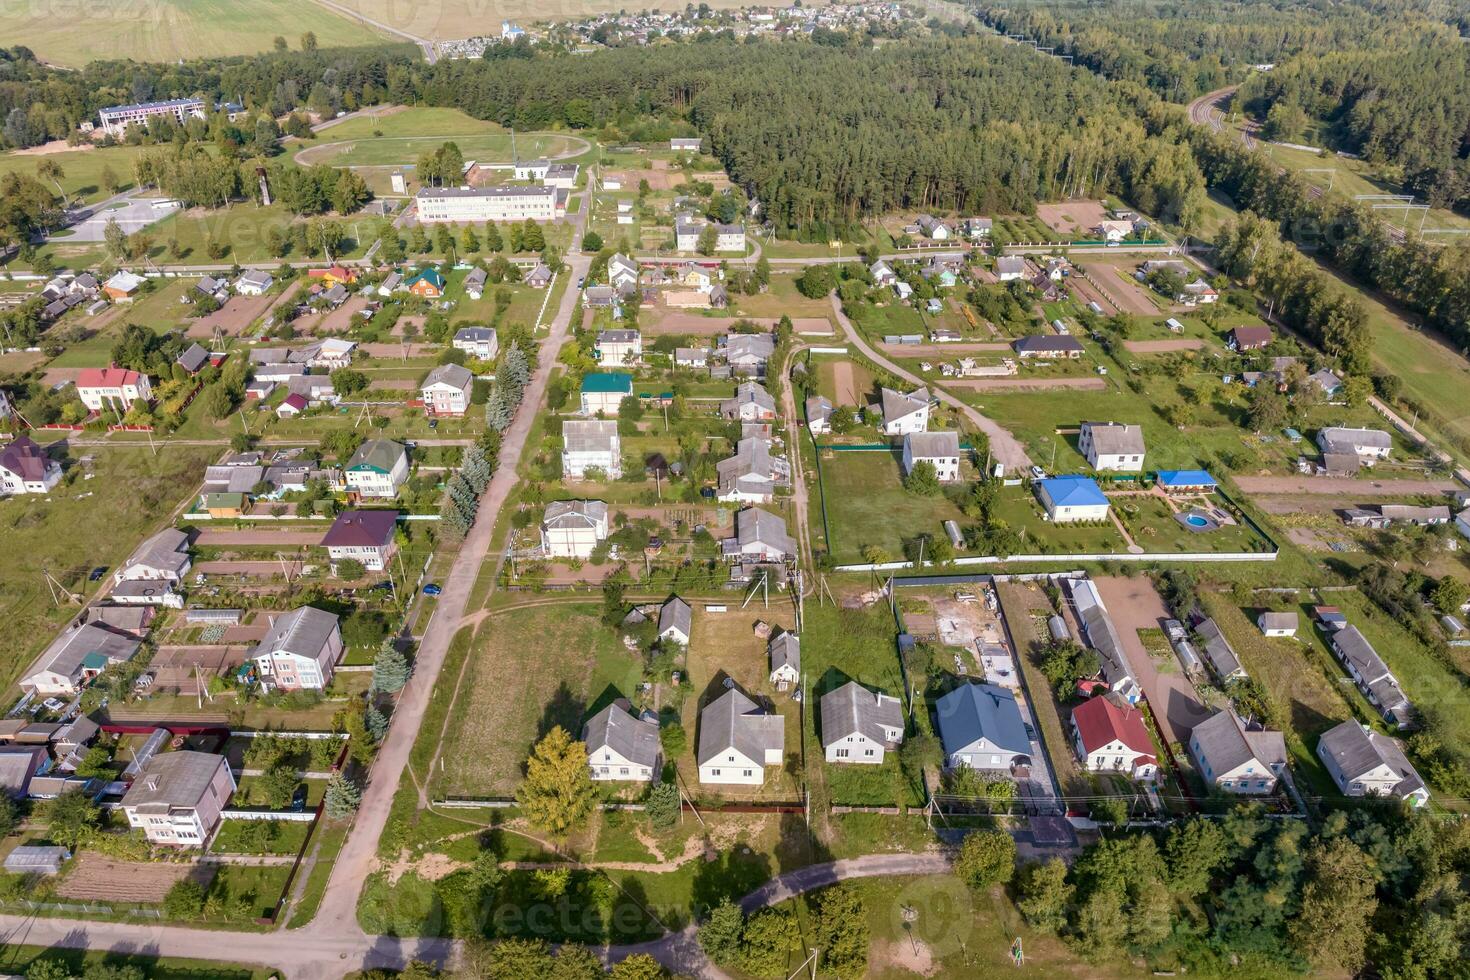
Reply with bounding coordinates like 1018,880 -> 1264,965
57,855 -> 214,903
187,294 -> 275,339
1078,261 -> 1164,315
193,529 -> 325,547
1036,200 -> 1111,237
149,645 -> 252,695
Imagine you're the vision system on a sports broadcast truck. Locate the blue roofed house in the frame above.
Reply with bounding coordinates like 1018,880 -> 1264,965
935,682 -> 1032,774
580,373 -> 634,415
1036,476 -> 1110,523
1156,470 -> 1218,494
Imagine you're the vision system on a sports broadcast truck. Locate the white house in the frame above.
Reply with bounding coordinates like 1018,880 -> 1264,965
657,596 -> 692,646
722,507 -> 797,563
1036,476 -> 1110,523
820,681 -> 904,765
869,260 -> 896,286
697,688 -> 785,785
1079,421 -> 1145,472
995,256 -> 1026,282
0,436 -> 62,495
596,329 -> 643,367
421,363 -> 474,418
541,500 -> 609,559
75,366 -> 152,414
583,700 -> 661,782
720,382 -> 777,422
20,622 -> 141,696
251,606 -> 343,692
1316,721 -> 1428,807
344,439 -> 409,499
1071,694 -> 1157,780
453,327 -> 498,361
935,682 -> 1031,773
1187,710 -> 1287,795
879,387 -> 929,435
768,631 -> 800,688
234,270 -> 273,296
115,528 -> 191,586
121,752 -> 235,847
580,374 -> 633,415
901,431 -> 961,482
1317,426 -> 1392,463
916,215 -> 950,240
320,510 -> 399,572
1257,612 -> 1299,637
716,436 -> 788,503
805,396 -> 833,435
562,420 -> 622,480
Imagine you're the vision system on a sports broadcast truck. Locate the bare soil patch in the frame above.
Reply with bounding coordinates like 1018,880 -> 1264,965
187,294 -> 274,339
1124,338 -> 1205,353
1078,262 -> 1158,315
1065,275 -> 1117,316
945,377 -> 1107,391
57,854 -> 214,903
644,311 -> 827,336
879,342 -> 1012,356
11,139 -> 94,157
194,529 -> 325,547
1234,475 -> 1460,496
831,360 -> 860,406
1036,200 -> 1109,237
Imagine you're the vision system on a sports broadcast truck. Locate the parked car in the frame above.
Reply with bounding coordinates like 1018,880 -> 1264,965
89,566 -> 108,581
423,583 -> 442,597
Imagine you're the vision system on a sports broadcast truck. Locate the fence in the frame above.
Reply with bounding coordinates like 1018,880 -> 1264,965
0,899 -> 162,918
836,548 -> 1276,573
221,809 -> 317,823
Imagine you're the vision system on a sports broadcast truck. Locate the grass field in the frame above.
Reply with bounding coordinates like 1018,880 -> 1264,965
2,0 -> 386,67
325,0 -> 763,42
816,450 -> 972,563
0,145 -> 152,205
0,947 -> 276,980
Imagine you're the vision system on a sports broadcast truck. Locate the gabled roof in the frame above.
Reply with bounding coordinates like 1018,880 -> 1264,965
658,596 -> 692,640
1013,335 -> 1084,354
562,419 -> 619,454
1082,421 -> 1144,457
176,343 -> 210,373
581,373 -> 633,395
27,623 -> 141,686
583,700 -> 661,769
321,510 -> 398,548
1039,475 -> 1108,508
732,506 -> 796,556
122,528 -> 190,578
805,395 -> 833,425
1318,720 -> 1425,799
768,631 -> 800,673
820,681 -> 902,748
880,386 -> 928,424
405,268 -> 446,290
724,333 -> 775,362
1229,325 -> 1273,346
697,688 -> 784,765
253,606 -> 340,661
722,382 -> 776,415
121,751 -> 227,811
1319,426 -> 1392,452
904,431 -> 960,459
0,436 -> 55,483
1195,618 -> 1243,679
1191,709 -> 1285,775
936,682 -> 1030,758
1156,469 -> 1216,488
1258,612 -> 1299,631
423,363 -> 473,392
1071,694 -> 1153,757
542,499 -> 608,531
76,366 -> 143,389
346,439 -> 407,474
454,327 -> 496,343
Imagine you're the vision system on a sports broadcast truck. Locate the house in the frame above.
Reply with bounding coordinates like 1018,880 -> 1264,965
1188,710 -> 1287,794
463,267 -> 488,300
1195,618 -> 1246,682
1317,721 -> 1428,807
893,281 -> 914,301
83,605 -> 154,637
806,396 -> 834,435
235,269 -> 273,295
0,436 -> 62,495
964,217 -> 993,239
1458,506 -> 1470,544
321,283 -> 349,306
101,271 -> 144,303
580,373 -> 633,415
596,329 -> 643,366
674,218 -> 704,253
1155,469 -> 1217,494
1013,336 -> 1084,359
75,366 -> 152,413
1070,694 -> 1157,780
714,224 -> 746,252
879,387 -> 929,436
608,253 -> 640,290
722,507 -> 797,563
421,363 -> 474,417
935,682 -> 1031,773
1227,326 -> 1273,351
1312,605 -> 1349,631
377,272 -> 403,296
308,266 -> 357,287
525,264 -> 553,289
720,382 -> 778,422
0,747 -> 48,797
321,510 -> 399,571
1079,421 -> 1145,472
902,431 -> 961,482
1094,220 -> 1134,242
406,268 -> 446,298
1036,476 -> 1110,523
19,622 -> 141,696
1317,426 -> 1392,463
658,596 -> 693,646
541,500 -> 610,559
174,342 -> 211,376
453,327 -> 499,361
869,260 -> 896,286
1309,369 -> 1343,397
675,347 -> 710,370
1257,612 -> 1299,637
1330,626 -> 1413,727
1069,578 -> 1141,703
121,751 -> 235,847
252,606 -> 343,691
562,420 -> 622,479
717,436 -> 788,503
723,334 -> 776,377
115,528 -> 191,585
916,215 -> 951,240
697,688 -> 785,785
821,681 -> 904,764
203,492 -> 248,518
583,700 -> 661,782
276,393 -> 309,417
670,137 -> 702,152
285,376 -> 339,406
344,439 -> 409,499
995,256 -> 1027,282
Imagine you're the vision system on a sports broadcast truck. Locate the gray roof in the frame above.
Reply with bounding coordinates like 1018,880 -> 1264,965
1332,626 -> 1393,684
721,382 -> 776,416
995,256 -> 1026,275
724,333 -> 775,363
806,395 -> 833,425
423,363 -> 473,391
204,464 -> 265,494
881,387 -> 928,425
582,700 -> 661,769
697,688 -> 784,765
598,329 -> 640,345
120,751 -> 229,812
253,606 -> 340,662
732,507 -> 796,557
122,527 -> 190,579
84,606 -> 153,633
935,682 -> 1030,758
417,185 -> 556,201
820,681 -> 903,748
1083,421 -> 1145,457
658,596 -> 692,641
562,419 -> 619,454
1070,583 -> 1133,692
1190,710 -> 1286,775
0,747 -> 44,796
1014,335 -> 1084,354
1376,504 -> 1451,523
543,499 -> 608,531
177,343 -> 210,373
769,631 -> 800,673
454,326 -> 496,344
347,439 -> 407,474
1195,618 -> 1244,679
1258,612 -> 1298,631
904,431 -> 960,460
463,268 -> 487,288
1319,426 -> 1392,453
28,623 -> 141,684
1318,720 -> 1425,798
3,845 -> 68,874
718,437 -> 779,494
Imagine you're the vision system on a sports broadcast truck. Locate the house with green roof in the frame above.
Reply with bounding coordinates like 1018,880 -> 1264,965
580,373 -> 634,415
203,492 -> 249,517
345,439 -> 409,499
405,267 -> 446,298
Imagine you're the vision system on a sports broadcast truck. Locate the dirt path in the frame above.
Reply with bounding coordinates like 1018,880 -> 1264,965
194,530 -> 325,546
1079,262 -> 1160,315
1124,338 -> 1205,353
831,359 -> 860,406
944,377 -> 1107,391
1233,475 -> 1460,496
877,342 -> 1013,356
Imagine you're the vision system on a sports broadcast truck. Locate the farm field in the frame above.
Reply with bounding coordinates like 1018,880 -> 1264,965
0,0 -> 386,67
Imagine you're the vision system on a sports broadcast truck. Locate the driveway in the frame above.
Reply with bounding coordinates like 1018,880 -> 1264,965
1090,576 -> 1210,747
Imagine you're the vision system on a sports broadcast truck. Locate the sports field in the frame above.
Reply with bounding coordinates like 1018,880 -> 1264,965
1,0 -> 386,67
292,106 -> 588,168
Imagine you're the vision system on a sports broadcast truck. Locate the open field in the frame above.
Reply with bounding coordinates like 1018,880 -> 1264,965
297,132 -> 580,169
816,450 -> 971,563
0,145 -> 152,205
1036,199 -> 1111,238
0,0 -> 386,67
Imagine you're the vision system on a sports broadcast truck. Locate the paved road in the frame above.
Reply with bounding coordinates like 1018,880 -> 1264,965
829,294 -> 1034,473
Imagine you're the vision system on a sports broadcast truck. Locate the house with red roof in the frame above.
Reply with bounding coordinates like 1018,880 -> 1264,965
75,366 -> 152,413
0,436 -> 61,494
1070,694 -> 1158,781
321,510 -> 399,571
276,393 -> 309,418
308,266 -> 357,286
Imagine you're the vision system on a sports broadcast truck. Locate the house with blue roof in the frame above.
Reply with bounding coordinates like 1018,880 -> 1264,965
580,373 -> 634,415
1156,470 -> 1217,494
1036,475 -> 1110,523
935,682 -> 1031,773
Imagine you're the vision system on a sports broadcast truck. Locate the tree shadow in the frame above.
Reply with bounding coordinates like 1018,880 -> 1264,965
774,811 -> 832,874
690,844 -> 772,918
585,683 -> 627,721
535,681 -> 585,740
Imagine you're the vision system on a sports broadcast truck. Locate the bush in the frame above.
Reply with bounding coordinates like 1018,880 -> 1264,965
954,829 -> 1016,890
163,879 -> 205,919
646,782 -> 681,830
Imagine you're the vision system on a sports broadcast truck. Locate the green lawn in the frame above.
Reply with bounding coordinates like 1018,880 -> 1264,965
300,133 -> 580,169
816,449 -> 972,563
0,947 -> 276,980
0,0 -> 386,67
0,145 -> 153,205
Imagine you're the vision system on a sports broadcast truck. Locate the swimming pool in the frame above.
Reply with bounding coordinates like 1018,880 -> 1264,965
1184,514 -> 1211,528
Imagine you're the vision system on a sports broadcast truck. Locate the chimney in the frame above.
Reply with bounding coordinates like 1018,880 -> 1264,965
146,776 -> 160,791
